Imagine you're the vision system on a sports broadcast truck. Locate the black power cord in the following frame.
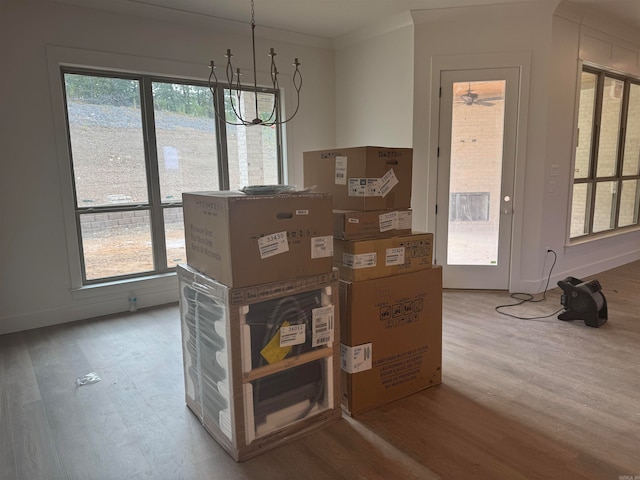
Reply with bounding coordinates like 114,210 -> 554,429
495,249 -> 566,320
254,294 -> 325,424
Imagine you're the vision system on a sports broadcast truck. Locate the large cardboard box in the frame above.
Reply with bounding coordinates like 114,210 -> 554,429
183,191 -> 333,287
303,147 -> 412,211
340,267 -> 442,416
333,209 -> 412,240
334,232 -> 433,282
178,264 -> 341,461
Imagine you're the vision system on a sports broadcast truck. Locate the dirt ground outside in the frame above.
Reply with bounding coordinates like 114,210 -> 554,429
69,101 -> 276,281
82,223 -> 185,281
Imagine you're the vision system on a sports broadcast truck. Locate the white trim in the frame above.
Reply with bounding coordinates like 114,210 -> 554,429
565,60 -> 584,245
49,0 -> 334,50
334,11 -> 413,50
516,247 -> 640,294
0,293 -> 179,335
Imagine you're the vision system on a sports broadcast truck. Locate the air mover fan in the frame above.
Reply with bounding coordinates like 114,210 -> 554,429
557,277 -> 608,328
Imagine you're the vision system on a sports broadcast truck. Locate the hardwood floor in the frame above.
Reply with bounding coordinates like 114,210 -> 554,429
1,261 -> 639,479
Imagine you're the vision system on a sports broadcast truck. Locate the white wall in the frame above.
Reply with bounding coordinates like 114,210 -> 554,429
334,15 -> 414,148
0,0 -> 335,333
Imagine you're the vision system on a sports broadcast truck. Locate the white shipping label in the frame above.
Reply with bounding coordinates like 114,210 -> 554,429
385,247 -> 405,266
343,252 -> 377,269
296,209 -> 309,215
378,169 -> 399,198
335,156 -> 347,185
311,235 -> 334,259
347,217 -> 360,224
397,210 -> 412,230
312,304 -> 335,347
258,231 -> 289,259
379,211 -> 398,232
279,324 -> 306,347
341,343 -> 373,374
348,178 -> 380,197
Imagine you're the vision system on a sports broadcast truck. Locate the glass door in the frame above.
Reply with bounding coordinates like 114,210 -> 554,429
436,68 -> 520,289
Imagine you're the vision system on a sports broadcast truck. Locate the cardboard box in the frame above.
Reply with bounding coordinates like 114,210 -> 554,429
183,191 -> 333,287
334,232 -> 433,282
178,263 -> 341,461
340,267 -> 442,416
303,147 -> 412,211
333,209 -> 412,240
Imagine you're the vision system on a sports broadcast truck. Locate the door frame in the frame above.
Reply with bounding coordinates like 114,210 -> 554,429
427,52 -> 532,292
436,68 -> 519,289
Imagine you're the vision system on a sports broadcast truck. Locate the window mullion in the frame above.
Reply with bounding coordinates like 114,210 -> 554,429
613,81 -> 632,229
587,73 -> 606,234
275,90 -> 284,183
215,88 -> 230,190
140,77 -> 167,271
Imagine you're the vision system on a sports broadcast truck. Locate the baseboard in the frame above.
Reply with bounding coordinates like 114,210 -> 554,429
0,287 -> 179,335
514,249 -> 640,294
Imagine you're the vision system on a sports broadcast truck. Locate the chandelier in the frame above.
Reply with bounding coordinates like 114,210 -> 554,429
208,0 -> 302,126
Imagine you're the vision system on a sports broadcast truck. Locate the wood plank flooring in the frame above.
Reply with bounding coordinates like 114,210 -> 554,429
1,261 -> 639,479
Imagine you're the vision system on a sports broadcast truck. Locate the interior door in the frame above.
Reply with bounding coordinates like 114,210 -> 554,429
435,68 -> 520,290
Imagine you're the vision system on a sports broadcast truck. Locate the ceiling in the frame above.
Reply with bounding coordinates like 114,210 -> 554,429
53,0 -> 640,39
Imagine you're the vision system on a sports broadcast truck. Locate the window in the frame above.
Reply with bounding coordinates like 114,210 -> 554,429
570,67 -> 640,239
449,192 -> 490,222
63,69 -> 283,284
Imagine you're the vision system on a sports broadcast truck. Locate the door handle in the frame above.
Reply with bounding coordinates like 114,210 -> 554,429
502,195 -> 512,215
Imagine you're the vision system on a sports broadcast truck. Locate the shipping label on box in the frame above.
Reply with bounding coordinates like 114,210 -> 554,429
340,343 -> 372,374
342,252 -> 377,269
333,209 -> 412,240
257,231 -> 289,259
378,211 -> 398,232
312,305 -> 335,347
335,156 -> 347,185
377,169 -> 399,197
385,247 -> 405,266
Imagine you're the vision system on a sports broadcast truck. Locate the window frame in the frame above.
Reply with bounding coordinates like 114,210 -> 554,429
60,66 -> 284,286
570,64 -> 640,241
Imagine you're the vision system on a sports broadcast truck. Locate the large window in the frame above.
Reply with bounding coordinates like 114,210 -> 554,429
63,69 -> 282,284
571,67 -> 640,239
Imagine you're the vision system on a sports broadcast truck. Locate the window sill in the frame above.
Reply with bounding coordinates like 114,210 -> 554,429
567,225 -> 640,251
71,272 -> 178,301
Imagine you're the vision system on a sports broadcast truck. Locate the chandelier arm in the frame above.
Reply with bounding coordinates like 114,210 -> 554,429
261,52 -> 279,124
264,64 -> 302,126
262,93 -> 278,124
221,51 -> 251,125
234,72 -> 252,125
208,65 -> 246,126
223,66 -> 249,125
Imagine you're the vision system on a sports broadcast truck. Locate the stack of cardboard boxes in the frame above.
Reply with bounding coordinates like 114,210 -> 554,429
304,147 -> 443,416
179,190 -> 341,461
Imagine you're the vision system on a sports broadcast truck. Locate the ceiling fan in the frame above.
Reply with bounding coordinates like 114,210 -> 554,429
458,83 -> 499,107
